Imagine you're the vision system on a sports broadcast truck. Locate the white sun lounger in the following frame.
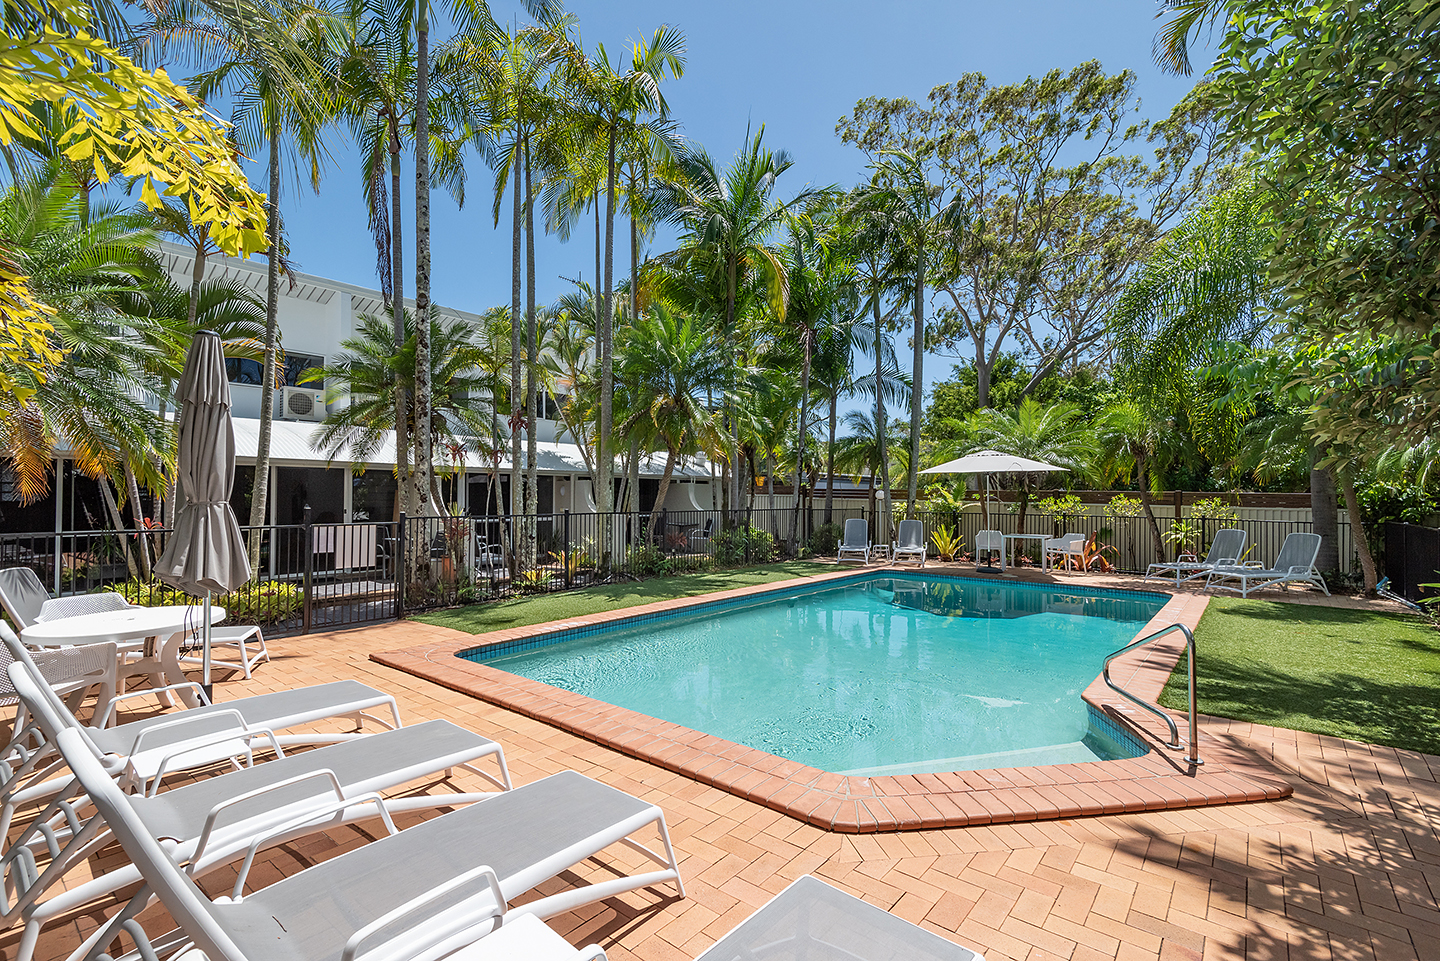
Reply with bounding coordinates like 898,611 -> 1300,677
892,519 -> 927,567
2,661 -> 511,961
1,623 -> 402,793
837,517 -> 871,564
1145,528 -> 1247,587
1206,531 -> 1329,598
58,724 -> 684,961
448,875 -> 984,961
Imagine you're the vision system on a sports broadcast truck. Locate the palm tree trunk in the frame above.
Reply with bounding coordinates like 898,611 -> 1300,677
124,463 -> 152,579
726,261 -> 740,526
647,447 -> 676,540
1340,473 -> 1377,592
247,118 -> 282,570
630,201 -> 639,321
523,132 -> 539,568
906,264 -> 923,518
790,338 -> 812,552
873,298 -> 891,545
507,133 -> 523,575
413,4 -> 434,524
824,395 -> 837,524
99,478 -> 140,580
1136,452 -> 1165,562
598,126 -> 618,562
390,125 -> 411,519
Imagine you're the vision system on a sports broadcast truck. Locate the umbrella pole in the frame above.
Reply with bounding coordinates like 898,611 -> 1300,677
202,591 -> 213,704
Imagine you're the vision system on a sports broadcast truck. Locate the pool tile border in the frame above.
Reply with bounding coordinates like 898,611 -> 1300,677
373,567 -> 1293,832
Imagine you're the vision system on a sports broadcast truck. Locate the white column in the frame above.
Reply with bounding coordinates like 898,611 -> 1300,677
344,466 -> 354,522
53,457 -> 64,594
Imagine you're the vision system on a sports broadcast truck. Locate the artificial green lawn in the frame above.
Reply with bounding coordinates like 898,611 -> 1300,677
413,561 -> 828,635
1158,597 -> 1440,756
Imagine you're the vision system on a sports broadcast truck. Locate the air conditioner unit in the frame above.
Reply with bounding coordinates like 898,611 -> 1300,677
279,386 -> 326,422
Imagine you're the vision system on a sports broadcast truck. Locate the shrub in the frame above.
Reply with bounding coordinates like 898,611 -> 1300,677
1190,496 -> 1240,523
930,527 -> 964,562
808,522 -> 843,556
712,526 -> 775,565
1104,494 -> 1145,518
625,545 -> 672,577
1034,494 -> 1083,517
108,579 -> 304,624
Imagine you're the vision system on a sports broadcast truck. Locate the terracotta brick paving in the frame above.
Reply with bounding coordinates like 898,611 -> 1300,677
16,572 -> 1440,961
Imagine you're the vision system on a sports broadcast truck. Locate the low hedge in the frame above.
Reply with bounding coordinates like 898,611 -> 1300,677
106,579 -> 304,624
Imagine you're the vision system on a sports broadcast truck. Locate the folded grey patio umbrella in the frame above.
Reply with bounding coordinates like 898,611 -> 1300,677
154,331 -> 252,697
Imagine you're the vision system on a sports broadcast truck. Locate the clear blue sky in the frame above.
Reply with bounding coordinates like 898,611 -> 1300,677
265,0 -> 1211,404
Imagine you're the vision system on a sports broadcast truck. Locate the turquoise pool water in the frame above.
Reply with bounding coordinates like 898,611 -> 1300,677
469,574 -> 1168,775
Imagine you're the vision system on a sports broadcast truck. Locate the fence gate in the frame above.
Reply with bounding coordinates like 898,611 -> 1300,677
1384,522 -> 1440,602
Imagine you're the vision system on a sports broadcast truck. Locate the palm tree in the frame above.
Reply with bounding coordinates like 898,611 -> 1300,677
0,162 -> 171,575
967,399 -> 1092,532
652,126 -> 817,521
618,305 -> 724,538
569,25 -> 685,541
1153,0 -> 1230,76
834,409 -> 906,525
851,150 -> 963,519
305,311 -> 494,511
147,0 -> 339,567
1094,400 -> 1184,560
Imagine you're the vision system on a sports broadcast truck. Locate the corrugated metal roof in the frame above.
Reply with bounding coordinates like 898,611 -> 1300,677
229,418 -> 712,477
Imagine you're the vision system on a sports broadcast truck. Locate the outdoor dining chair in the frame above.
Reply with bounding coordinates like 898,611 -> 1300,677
1206,531 -> 1329,598
1043,533 -> 1088,573
975,530 -> 1004,570
1,660 -> 512,961
0,566 -> 269,680
836,517 -> 871,564
1145,528 -> 1248,587
58,724 -> 684,961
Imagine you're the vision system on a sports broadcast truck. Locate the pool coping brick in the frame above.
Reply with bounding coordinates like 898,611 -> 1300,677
373,566 -> 1294,833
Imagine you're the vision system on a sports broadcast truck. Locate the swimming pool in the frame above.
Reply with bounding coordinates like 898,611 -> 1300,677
466,574 -> 1168,775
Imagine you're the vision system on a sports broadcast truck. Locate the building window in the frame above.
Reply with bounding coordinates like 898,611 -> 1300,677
226,352 -> 325,388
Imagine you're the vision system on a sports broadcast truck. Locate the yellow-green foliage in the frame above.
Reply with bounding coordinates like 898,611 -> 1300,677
930,527 -> 964,562
109,579 -> 303,623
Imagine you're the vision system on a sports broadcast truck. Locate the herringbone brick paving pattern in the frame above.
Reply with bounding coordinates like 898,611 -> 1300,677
16,601 -> 1440,961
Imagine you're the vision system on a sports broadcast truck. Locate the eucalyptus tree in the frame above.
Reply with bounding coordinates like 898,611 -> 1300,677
146,0 -> 340,566
565,25 -> 684,545
652,126 -> 817,521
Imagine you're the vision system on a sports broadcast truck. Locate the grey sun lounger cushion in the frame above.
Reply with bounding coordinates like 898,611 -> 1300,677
137,719 -> 494,843
87,679 -> 394,756
696,875 -> 984,961
175,770 -> 664,961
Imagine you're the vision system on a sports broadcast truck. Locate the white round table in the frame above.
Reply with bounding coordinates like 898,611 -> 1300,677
21,605 -> 225,709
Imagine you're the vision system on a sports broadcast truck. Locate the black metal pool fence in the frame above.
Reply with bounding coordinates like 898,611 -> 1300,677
0,506 -> 1354,636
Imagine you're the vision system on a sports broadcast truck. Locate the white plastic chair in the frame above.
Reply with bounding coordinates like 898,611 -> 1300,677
836,518 -> 871,564
975,530 -> 1004,570
1043,534 -> 1088,573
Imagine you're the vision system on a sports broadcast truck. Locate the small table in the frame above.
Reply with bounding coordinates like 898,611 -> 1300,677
1002,532 -> 1051,572
22,604 -> 225,709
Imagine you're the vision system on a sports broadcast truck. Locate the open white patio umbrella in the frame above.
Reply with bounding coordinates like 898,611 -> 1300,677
920,450 -> 1069,569
154,330 -> 251,700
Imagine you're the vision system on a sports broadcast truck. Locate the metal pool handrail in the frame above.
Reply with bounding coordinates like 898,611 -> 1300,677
1101,623 -> 1202,766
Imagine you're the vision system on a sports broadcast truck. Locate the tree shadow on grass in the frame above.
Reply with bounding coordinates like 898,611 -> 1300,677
1162,655 -> 1440,757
